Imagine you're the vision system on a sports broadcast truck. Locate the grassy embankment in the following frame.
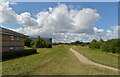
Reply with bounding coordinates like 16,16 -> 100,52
72,46 -> 119,68
2,45 -> 118,75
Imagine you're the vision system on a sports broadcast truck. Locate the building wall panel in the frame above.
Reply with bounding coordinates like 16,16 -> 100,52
2,47 -> 24,52
1,34 -> 25,52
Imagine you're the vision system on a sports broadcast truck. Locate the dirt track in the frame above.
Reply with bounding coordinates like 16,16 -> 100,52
70,48 -> 120,72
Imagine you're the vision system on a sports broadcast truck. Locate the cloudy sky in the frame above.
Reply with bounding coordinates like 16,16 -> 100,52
0,1 -> 119,43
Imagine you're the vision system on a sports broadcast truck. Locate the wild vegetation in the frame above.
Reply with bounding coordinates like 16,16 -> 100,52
2,49 -> 37,61
101,39 -> 120,53
89,39 -> 120,53
72,46 -> 119,68
24,37 -> 32,47
53,38 -> 120,54
53,41 -> 90,46
25,36 -> 52,48
2,45 -> 118,75
88,39 -> 104,49
2,37 -> 119,75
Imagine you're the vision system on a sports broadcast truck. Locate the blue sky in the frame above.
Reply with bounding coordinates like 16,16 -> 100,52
4,0 -> 120,2
2,2 -> 118,33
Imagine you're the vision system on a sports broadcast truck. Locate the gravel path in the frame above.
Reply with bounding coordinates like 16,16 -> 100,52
70,48 -> 120,72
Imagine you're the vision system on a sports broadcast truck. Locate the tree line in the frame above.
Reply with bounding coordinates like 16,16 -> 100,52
53,38 -> 120,54
24,36 -> 52,48
25,36 -> 119,53
89,38 -> 120,53
53,41 -> 90,46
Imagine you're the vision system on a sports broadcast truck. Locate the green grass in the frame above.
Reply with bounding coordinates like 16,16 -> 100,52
72,46 -> 119,68
24,46 -> 33,50
2,45 -> 118,75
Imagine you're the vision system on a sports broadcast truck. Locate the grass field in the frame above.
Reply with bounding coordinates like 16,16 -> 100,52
2,45 -> 118,75
24,46 -> 34,50
72,46 -> 119,68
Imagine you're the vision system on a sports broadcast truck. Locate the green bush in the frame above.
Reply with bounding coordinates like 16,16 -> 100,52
89,38 -> 105,49
31,40 -> 35,48
53,43 -> 59,45
101,39 -> 120,53
89,41 -> 100,49
99,38 -> 104,49
46,41 -> 52,48
89,39 -> 100,49
31,36 -> 52,48
24,37 -> 32,47
2,49 -> 37,60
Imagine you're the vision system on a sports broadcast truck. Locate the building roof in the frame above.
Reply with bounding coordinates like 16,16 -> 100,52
0,26 -> 28,37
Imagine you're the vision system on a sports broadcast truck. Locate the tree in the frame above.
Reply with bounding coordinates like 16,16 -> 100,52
53,43 -> 59,45
89,39 -> 100,49
31,36 -> 52,48
99,38 -> 104,48
34,36 -> 46,48
46,41 -> 52,48
24,37 -> 32,47
99,38 -> 104,43
31,40 -> 35,48
101,39 -> 120,53
75,41 -> 80,44
92,39 -> 97,42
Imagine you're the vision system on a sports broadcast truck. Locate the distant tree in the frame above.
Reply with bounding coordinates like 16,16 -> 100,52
24,37 -> 32,47
89,39 -> 100,49
31,36 -> 52,48
34,36 -> 46,48
86,42 -> 90,45
46,41 -> 52,48
34,37 -> 41,48
75,41 -> 80,44
71,42 -> 75,45
99,38 -> 104,48
82,42 -> 90,46
31,40 -> 35,48
53,43 -> 59,45
92,39 -> 97,42
99,38 -> 104,43
101,39 -> 120,53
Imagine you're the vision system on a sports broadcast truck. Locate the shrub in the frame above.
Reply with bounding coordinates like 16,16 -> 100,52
99,38 -> 104,48
92,39 -> 97,42
89,39 -> 100,49
46,41 -> 52,48
89,38 -> 105,49
81,42 -> 90,46
2,49 -> 37,60
31,40 -> 35,48
101,39 -> 120,53
31,36 -> 52,48
53,43 -> 59,45
33,36 -> 46,48
75,41 -> 81,44
89,41 -> 100,49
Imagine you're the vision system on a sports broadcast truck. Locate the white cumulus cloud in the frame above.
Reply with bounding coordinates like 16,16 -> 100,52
106,26 -> 120,39
18,12 -> 38,26
0,2 -> 18,23
1,2 -> 118,42
9,2 -> 17,5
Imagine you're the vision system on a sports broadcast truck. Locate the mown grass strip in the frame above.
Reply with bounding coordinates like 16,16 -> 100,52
72,46 -> 118,68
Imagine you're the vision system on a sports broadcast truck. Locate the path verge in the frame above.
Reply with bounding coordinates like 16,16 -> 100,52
70,48 -> 120,72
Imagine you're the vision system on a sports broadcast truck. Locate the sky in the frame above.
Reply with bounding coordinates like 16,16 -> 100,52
3,0 -> 120,2
0,1 -> 119,43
